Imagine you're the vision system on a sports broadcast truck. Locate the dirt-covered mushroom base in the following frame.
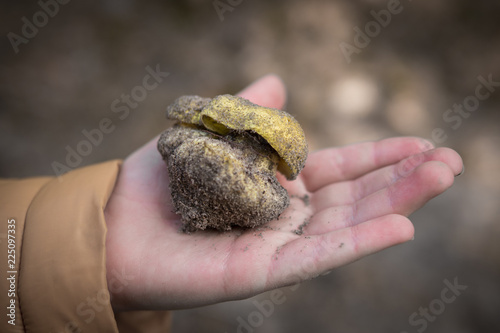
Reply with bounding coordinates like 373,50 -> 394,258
158,125 -> 290,232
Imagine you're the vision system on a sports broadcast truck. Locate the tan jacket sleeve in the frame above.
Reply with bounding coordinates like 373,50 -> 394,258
0,161 -> 171,333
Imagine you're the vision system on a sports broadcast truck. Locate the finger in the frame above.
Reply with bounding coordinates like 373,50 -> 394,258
311,147 -> 463,210
301,137 -> 435,192
267,214 -> 414,286
237,74 -> 287,110
353,160 -> 456,222
306,160 -> 455,235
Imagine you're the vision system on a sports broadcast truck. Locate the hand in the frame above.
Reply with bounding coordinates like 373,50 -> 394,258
104,74 -> 464,311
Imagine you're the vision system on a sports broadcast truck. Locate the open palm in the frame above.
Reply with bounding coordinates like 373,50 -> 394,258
104,75 -> 463,311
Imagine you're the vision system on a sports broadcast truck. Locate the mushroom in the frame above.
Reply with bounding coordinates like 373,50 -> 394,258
157,94 -> 308,232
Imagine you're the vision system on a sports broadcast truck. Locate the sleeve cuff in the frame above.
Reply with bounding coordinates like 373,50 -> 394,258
19,160 -> 121,333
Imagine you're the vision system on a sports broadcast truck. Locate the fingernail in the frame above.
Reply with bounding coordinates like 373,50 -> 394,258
419,139 -> 435,152
455,164 -> 465,177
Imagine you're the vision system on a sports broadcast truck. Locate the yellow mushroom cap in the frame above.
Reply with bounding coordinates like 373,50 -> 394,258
200,94 -> 308,180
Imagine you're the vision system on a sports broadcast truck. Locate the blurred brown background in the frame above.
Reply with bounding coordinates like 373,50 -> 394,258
1,0 -> 499,332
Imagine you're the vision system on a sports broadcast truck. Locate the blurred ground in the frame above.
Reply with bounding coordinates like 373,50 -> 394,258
1,0 -> 500,332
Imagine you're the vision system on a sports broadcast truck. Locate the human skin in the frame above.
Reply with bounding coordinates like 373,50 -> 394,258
104,74 -> 464,311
